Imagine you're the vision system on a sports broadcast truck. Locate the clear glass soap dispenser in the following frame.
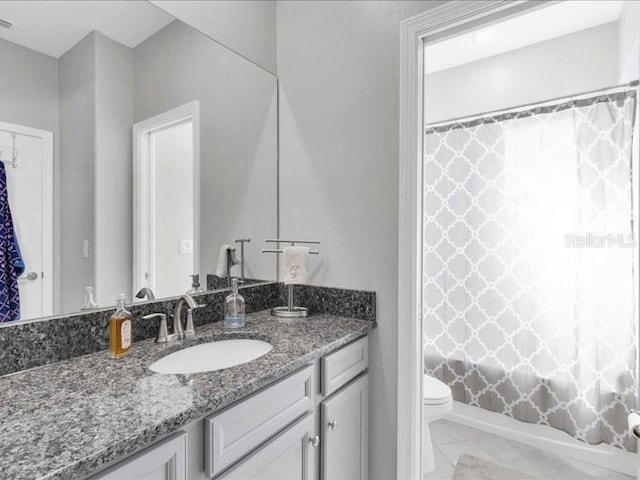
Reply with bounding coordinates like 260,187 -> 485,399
224,278 -> 246,328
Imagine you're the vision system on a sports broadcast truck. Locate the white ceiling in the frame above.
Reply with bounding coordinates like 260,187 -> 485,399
0,1 -> 175,58
425,0 -> 625,74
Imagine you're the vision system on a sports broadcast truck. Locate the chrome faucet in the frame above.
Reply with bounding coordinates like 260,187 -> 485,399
173,294 -> 203,338
135,287 -> 155,301
142,294 -> 204,343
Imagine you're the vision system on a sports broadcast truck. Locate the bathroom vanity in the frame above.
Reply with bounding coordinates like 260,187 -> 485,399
0,308 -> 372,480
95,336 -> 368,480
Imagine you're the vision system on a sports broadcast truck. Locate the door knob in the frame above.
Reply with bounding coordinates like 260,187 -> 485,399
308,435 -> 320,447
26,272 -> 38,281
328,420 -> 338,431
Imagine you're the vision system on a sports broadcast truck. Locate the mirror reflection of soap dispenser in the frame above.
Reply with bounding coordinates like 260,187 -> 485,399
224,278 -> 245,328
187,274 -> 204,294
81,286 -> 98,310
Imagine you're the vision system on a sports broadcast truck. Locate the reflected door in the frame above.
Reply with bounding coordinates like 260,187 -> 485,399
0,122 -> 53,320
133,102 -> 200,300
151,121 -> 194,298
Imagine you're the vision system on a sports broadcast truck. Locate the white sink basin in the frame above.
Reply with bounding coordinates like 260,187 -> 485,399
149,339 -> 273,374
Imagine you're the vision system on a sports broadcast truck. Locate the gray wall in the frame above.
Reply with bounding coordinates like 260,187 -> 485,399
58,33 -> 96,313
619,1 -> 640,82
0,38 -> 58,135
134,20 -> 278,286
425,22 -> 619,124
94,32 -> 134,306
0,37 -> 60,311
276,2 -> 444,478
150,0 -> 277,74
59,32 -> 134,311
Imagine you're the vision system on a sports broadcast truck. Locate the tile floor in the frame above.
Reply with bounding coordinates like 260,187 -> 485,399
424,419 -> 633,480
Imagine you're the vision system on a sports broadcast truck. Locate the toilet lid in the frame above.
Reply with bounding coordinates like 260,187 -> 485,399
423,375 -> 452,405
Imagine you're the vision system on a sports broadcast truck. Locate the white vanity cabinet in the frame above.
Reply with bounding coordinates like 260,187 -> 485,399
89,335 -> 369,480
92,432 -> 187,480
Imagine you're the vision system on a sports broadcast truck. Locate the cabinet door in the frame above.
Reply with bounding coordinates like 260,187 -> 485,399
321,374 -> 368,480
218,413 -> 316,480
92,432 -> 187,480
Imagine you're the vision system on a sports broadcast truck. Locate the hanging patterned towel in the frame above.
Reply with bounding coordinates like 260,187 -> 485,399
282,246 -> 309,285
0,162 -> 24,322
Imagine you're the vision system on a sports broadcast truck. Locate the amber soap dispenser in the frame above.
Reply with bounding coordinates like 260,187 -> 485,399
109,293 -> 132,358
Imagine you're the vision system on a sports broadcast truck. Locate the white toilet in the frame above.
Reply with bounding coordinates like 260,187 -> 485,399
422,374 -> 453,473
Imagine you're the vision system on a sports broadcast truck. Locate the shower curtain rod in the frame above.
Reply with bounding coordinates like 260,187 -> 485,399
425,80 -> 639,131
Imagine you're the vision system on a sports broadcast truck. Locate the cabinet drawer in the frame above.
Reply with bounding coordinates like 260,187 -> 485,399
321,336 -> 368,396
217,413 -> 315,480
205,365 -> 315,477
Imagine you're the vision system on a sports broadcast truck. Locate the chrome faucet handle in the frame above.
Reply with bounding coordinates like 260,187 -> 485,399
183,310 -> 196,338
142,313 -> 176,343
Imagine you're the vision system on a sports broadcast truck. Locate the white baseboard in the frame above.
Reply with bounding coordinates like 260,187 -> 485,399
447,401 -> 637,477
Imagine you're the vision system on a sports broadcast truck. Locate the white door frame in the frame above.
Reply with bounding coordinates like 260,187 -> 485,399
132,101 -> 200,296
0,120 -> 53,317
397,2 -> 554,478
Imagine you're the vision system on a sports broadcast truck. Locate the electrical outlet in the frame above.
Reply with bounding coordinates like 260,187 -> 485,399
179,239 -> 193,254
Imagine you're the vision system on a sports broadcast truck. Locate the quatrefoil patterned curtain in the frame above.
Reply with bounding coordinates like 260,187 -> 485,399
423,87 -> 638,451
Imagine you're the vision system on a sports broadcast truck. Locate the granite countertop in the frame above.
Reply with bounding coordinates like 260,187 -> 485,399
0,311 -> 372,480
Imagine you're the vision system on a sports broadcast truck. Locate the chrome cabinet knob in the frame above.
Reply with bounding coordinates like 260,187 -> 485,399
308,435 -> 320,447
328,420 -> 338,431
26,272 -> 38,281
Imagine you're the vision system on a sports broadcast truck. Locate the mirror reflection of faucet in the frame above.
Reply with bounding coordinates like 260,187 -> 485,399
135,287 -> 155,301
215,244 -> 240,288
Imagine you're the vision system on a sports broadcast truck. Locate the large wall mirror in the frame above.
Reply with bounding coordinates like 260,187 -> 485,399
0,1 -> 277,321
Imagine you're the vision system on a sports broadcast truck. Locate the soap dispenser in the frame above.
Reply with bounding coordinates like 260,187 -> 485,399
81,286 -> 98,310
109,294 -> 133,358
187,274 -> 204,294
224,278 -> 246,328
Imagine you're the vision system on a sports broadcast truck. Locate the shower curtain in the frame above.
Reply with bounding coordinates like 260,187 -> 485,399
423,87 -> 638,450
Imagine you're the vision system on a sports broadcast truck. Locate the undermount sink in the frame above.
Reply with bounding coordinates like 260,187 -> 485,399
149,339 -> 273,374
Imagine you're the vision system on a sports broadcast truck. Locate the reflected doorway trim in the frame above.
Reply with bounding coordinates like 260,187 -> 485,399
397,1 -> 554,478
0,120 -> 54,318
132,101 -> 201,297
